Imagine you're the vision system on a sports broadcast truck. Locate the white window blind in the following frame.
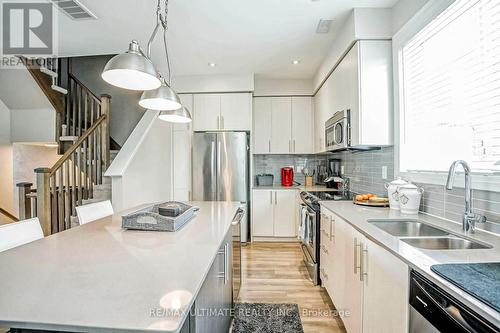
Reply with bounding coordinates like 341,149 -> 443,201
400,0 -> 500,174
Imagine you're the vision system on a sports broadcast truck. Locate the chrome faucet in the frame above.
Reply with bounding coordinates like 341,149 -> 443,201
446,160 -> 486,233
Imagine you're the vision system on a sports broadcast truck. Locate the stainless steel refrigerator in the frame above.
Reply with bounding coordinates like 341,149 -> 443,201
192,132 -> 249,242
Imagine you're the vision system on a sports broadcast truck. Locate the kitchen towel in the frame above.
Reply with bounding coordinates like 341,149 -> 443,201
431,262 -> 500,312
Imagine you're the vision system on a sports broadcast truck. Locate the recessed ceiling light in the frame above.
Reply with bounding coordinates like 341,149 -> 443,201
208,63 -> 216,67
292,60 -> 301,65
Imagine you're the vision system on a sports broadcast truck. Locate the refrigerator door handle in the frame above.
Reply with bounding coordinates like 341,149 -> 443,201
211,140 -> 217,198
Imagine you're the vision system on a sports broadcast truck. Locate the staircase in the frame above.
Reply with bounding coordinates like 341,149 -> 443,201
17,57 -> 117,235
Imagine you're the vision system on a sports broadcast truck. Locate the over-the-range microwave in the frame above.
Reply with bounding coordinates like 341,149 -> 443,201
325,110 -> 350,151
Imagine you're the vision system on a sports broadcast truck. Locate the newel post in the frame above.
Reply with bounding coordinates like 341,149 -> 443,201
35,168 -> 51,236
100,94 -> 111,169
16,182 -> 33,220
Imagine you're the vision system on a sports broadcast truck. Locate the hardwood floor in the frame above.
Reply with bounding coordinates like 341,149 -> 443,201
238,242 -> 346,333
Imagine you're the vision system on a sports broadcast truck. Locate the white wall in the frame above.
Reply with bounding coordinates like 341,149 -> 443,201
0,99 -> 13,213
254,78 -> 313,96
10,108 -> 56,143
172,74 -> 254,93
11,143 -> 60,216
391,0 -> 431,34
105,111 -> 172,212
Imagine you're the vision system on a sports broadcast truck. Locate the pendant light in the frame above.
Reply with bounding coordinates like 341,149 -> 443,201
101,41 -> 161,91
139,79 -> 181,111
158,107 -> 192,123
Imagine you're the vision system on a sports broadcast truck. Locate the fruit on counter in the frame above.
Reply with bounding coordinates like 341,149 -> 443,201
355,193 -> 376,201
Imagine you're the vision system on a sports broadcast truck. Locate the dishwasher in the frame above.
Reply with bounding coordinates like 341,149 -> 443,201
409,270 -> 499,333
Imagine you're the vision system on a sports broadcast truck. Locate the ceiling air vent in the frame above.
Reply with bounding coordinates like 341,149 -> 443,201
316,19 -> 333,34
51,0 -> 97,20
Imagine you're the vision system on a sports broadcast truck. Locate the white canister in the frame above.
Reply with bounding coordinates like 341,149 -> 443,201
398,184 -> 424,215
384,177 -> 408,210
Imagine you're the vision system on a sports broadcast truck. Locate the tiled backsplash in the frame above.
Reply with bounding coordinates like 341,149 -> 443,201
254,146 -> 500,225
329,147 -> 394,196
253,154 -> 328,186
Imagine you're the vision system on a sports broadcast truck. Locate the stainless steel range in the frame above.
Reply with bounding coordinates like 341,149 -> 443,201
299,190 -> 353,285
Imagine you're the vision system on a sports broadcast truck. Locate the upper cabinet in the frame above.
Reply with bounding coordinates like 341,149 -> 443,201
253,96 -> 314,154
314,40 -> 393,153
193,93 -> 252,131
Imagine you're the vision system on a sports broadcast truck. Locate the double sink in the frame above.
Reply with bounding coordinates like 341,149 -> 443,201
368,219 -> 492,250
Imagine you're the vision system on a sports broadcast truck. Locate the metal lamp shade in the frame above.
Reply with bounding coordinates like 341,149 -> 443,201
101,41 -> 161,91
139,84 -> 182,111
158,107 -> 192,123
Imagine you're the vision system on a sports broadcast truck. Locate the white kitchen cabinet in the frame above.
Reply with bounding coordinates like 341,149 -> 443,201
252,189 -> 296,238
362,238 -> 409,333
342,221 -> 364,333
320,207 -> 409,333
271,97 -> 292,153
193,94 -> 220,131
193,93 -> 252,131
220,93 -> 252,130
253,96 -> 314,154
313,40 -> 392,152
273,190 -> 296,237
253,98 -> 272,153
172,94 -> 193,201
252,190 -> 274,237
291,97 -> 313,154
172,130 -> 191,201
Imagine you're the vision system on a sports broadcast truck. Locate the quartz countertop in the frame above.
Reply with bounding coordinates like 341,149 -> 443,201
253,184 -> 333,191
0,201 -> 241,333
319,201 -> 500,327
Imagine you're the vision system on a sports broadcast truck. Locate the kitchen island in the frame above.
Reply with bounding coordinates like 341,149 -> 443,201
0,201 -> 241,333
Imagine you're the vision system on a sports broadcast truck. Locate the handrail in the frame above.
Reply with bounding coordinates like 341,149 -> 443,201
0,208 -> 19,222
49,114 -> 106,177
68,73 -> 101,102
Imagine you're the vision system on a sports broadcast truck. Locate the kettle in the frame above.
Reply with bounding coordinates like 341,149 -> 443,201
384,177 -> 408,210
281,167 -> 294,187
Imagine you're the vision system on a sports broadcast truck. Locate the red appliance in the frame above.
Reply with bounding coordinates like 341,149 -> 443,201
281,167 -> 294,187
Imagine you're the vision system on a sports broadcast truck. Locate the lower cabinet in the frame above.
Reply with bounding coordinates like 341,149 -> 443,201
192,230 -> 233,333
252,189 -> 296,238
320,208 -> 409,333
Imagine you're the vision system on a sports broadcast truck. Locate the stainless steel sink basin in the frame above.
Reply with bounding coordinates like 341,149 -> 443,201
368,220 -> 449,237
401,236 -> 492,250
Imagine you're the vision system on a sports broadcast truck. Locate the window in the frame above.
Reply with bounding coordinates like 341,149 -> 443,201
399,0 -> 500,175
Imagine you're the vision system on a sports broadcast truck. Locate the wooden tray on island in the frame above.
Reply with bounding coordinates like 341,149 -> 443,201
353,198 -> 390,207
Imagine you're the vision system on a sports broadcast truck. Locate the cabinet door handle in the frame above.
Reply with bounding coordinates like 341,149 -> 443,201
354,237 -> 361,274
270,192 -> 273,205
293,139 -> 296,152
361,243 -> 368,282
221,115 -> 224,129
268,140 -> 271,153
217,243 -> 229,284
217,116 -> 220,129
275,191 -> 277,204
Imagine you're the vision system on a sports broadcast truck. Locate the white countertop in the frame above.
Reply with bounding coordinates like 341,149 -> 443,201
320,201 -> 500,327
0,201 -> 241,333
253,184 -> 333,191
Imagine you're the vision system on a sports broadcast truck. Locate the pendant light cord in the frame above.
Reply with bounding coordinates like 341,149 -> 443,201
147,0 -> 172,87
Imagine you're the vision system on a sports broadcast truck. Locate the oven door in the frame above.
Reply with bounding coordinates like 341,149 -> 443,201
300,205 -> 319,285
